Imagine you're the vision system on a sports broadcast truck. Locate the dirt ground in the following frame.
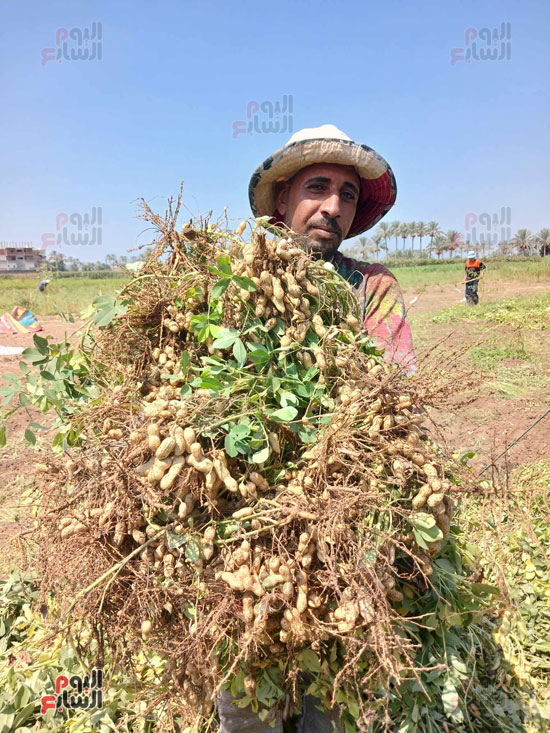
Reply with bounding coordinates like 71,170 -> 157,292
402,280 -> 550,473
1,281 -> 549,565
0,318 -> 84,562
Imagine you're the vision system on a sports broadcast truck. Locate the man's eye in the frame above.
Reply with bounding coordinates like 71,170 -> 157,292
308,184 -> 324,191
342,192 -> 357,201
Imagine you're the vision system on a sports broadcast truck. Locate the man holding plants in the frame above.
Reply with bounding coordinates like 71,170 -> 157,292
249,124 -> 416,376
217,125 -> 416,732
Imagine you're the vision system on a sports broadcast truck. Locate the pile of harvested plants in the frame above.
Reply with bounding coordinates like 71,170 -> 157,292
34,199 -> 461,731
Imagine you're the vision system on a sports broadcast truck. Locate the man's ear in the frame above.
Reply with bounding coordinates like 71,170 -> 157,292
275,182 -> 289,217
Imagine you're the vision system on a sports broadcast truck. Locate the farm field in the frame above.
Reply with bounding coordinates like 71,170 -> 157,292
1,261 -> 549,562
0,274 -> 127,316
0,260 -> 549,729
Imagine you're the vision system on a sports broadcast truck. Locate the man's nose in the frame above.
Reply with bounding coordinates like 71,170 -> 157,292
320,193 -> 341,219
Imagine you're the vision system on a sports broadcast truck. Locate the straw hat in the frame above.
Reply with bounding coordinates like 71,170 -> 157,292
248,124 -> 397,239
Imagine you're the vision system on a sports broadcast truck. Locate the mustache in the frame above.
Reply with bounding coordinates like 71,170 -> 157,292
307,218 -> 341,236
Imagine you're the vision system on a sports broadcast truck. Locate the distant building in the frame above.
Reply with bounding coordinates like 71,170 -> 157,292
0,242 -> 46,272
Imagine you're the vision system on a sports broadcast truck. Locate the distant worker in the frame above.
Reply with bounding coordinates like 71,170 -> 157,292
38,279 -> 50,293
462,251 -> 486,305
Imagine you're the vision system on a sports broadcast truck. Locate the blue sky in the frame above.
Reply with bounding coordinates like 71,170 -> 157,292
1,0 -> 548,261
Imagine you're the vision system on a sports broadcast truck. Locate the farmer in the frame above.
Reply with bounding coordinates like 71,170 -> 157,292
38,279 -> 50,293
217,125 -> 416,733
248,124 -> 415,375
462,250 -> 486,305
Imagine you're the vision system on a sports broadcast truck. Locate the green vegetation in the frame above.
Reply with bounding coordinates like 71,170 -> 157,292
456,459 -> 550,726
433,292 -> 550,330
394,258 -> 550,290
469,338 -> 531,370
0,276 -> 127,317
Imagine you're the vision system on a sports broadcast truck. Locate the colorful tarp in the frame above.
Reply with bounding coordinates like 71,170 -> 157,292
0,306 -> 42,334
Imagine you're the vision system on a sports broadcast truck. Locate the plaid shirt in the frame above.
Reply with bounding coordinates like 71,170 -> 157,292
332,251 -> 416,374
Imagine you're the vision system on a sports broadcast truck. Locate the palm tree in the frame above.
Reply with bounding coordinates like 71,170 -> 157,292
445,230 -> 464,258
534,228 -> 550,257
429,233 -> 447,259
398,223 -> 411,254
357,236 -> 370,260
376,221 -> 391,252
371,231 -> 384,260
389,221 -> 401,252
409,222 -> 418,252
426,221 -> 442,251
416,221 -> 427,253
511,229 -> 533,255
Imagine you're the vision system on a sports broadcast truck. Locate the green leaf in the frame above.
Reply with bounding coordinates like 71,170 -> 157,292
441,677 -> 460,716
410,513 -> 436,530
213,329 -> 240,349
247,343 -> 271,365
19,393 -> 30,407
459,451 -> 477,466
21,347 -> 47,365
24,429 -> 36,446
197,325 -> 210,343
190,313 -> 209,333
0,425 -> 6,447
413,524 -> 443,550
232,339 -> 247,366
217,256 -> 233,276
32,334 -> 49,355
225,433 -> 239,458
298,649 -> 321,673
278,389 -> 299,407
166,530 -> 187,550
252,446 -> 270,464
233,275 -> 257,291
185,537 -> 201,563
269,406 -> 298,423
297,426 -> 318,443
92,297 -> 128,327
468,582 -> 499,595
232,424 -> 251,439
225,423 -> 251,457
180,350 -> 190,374
211,278 -> 231,299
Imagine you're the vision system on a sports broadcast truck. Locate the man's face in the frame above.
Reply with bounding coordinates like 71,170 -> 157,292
275,163 -> 360,259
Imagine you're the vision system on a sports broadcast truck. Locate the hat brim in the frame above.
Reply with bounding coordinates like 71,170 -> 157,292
248,138 -> 397,239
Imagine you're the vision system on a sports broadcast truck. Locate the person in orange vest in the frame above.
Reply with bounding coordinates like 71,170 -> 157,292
462,250 -> 486,305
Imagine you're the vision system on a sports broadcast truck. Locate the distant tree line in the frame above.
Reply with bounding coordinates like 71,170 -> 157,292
43,249 -> 153,273
343,221 -> 550,261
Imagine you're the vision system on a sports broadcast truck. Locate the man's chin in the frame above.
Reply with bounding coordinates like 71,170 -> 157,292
304,237 -> 340,259
294,229 -> 339,257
